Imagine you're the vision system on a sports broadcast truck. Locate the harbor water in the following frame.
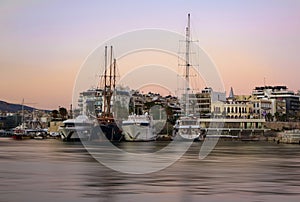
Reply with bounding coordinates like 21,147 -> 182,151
0,138 -> 300,202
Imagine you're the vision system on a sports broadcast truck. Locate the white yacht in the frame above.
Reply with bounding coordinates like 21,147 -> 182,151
122,114 -> 156,141
58,115 -> 94,141
173,116 -> 201,141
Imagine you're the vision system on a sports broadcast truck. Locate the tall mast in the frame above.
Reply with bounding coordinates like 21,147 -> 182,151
103,46 -> 107,115
185,13 -> 191,116
113,58 -> 117,117
113,58 -> 116,90
106,46 -> 113,115
22,98 -> 24,129
109,46 -> 113,90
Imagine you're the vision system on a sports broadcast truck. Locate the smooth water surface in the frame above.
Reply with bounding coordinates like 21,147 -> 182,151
0,138 -> 300,202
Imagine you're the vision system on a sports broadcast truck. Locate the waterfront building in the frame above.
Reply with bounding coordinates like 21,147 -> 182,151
48,118 -> 64,135
225,90 -> 252,118
206,87 -> 275,120
130,91 -> 145,115
78,88 -> 103,117
203,87 -> 253,119
112,86 -> 131,120
0,114 -> 22,130
224,100 -> 252,118
252,86 -> 299,119
195,87 -> 226,117
245,96 -> 272,119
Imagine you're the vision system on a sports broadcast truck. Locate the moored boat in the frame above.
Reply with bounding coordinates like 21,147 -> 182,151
173,14 -> 201,142
58,115 -> 94,141
122,114 -> 156,141
173,116 -> 201,141
94,46 -> 124,142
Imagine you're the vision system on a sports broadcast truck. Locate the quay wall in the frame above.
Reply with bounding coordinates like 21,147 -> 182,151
264,122 -> 300,131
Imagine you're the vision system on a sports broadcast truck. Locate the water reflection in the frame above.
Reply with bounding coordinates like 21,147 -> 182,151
0,138 -> 300,202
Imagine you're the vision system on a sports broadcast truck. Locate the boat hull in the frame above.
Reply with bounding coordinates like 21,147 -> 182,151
59,126 -> 92,141
100,123 -> 124,142
173,126 -> 201,141
122,125 -> 156,141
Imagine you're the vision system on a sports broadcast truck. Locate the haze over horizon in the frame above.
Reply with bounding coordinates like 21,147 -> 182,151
1,0 -> 299,110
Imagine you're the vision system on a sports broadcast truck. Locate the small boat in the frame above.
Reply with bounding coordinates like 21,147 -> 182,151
11,99 -> 48,140
173,116 -> 201,141
122,114 -> 156,141
12,128 -> 47,140
12,128 -> 28,140
26,129 -> 48,139
12,125 -> 31,140
58,115 -> 94,141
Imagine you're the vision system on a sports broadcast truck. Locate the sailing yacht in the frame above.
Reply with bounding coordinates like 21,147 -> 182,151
96,46 -> 124,141
173,116 -> 201,141
12,99 -> 48,140
173,14 -> 201,141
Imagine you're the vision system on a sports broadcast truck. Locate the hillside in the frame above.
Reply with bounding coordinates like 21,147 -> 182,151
0,100 -> 36,112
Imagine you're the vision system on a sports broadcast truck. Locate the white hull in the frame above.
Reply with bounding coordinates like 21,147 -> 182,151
173,116 -> 201,141
174,127 -> 201,141
59,126 -> 92,140
178,134 -> 200,140
122,114 -> 156,142
58,116 -> 93,141
123,125 -> 156,141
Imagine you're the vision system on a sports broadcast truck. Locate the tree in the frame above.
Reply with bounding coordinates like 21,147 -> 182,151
59,107 -> 68,120
51,110 -> 59,119
266,112 -> 273,122
279,114 -> 287,122
274,112 -> 279,121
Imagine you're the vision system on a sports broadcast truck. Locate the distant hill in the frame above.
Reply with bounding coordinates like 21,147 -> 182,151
0,100 -> 36,112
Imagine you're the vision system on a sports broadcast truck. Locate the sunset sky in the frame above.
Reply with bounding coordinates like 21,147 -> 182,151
1,0 -> 300,109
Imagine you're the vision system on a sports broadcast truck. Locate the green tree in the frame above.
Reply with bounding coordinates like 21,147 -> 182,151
266,112 -> 273,122
274,112 -> 279,121
59,107 -> 68,120
279,114 -> 287,122
51,110 -> 59,119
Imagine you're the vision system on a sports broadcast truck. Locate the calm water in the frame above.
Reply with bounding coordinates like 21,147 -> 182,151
0,138 -> 300,202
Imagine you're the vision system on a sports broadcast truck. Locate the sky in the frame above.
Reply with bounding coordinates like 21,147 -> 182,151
0,0 -> 300,110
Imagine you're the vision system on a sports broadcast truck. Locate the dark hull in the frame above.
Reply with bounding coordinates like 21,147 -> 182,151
12,135 -> 32,140
91,123 -> 124,142
101,123 -> 124,141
